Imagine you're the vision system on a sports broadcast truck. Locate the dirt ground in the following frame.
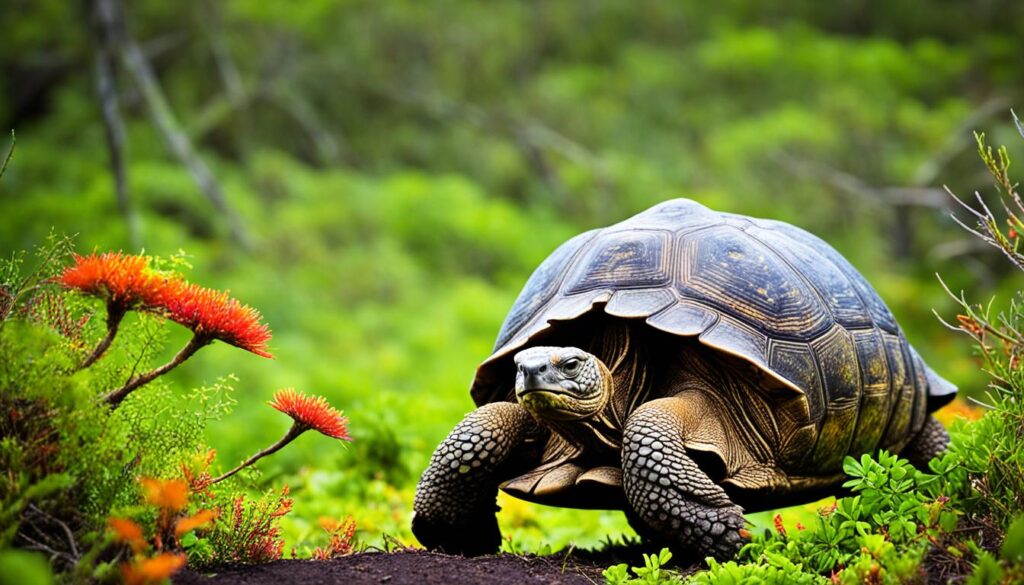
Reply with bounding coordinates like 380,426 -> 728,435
174,547 -> 700,585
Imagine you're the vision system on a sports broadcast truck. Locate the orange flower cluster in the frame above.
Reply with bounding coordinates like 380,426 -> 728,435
175,510 -> 219,538
109,477 -> 218,584
109,517 -> 146,553
57,252 -> 170,308
122,553 -> 186,585
57,252 -> 273,358
269,389 -> 350,440
141,477 -> 189,511
158,281 -> 272,358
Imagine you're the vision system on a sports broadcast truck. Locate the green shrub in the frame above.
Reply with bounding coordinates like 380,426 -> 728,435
0,242 -> 352,580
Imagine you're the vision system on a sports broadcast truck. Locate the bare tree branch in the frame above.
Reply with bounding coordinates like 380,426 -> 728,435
90,0 -> 141,249
96,0 -> 252,249
0,130 -> 14,180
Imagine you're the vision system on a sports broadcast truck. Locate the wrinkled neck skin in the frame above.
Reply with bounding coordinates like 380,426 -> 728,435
527,360 -> 622,457
527,320 -> 655,461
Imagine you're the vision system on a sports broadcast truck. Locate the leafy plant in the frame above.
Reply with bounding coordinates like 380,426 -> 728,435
604,548 -> 683,585
310,516 -> 358,560
0,244 -> 351,580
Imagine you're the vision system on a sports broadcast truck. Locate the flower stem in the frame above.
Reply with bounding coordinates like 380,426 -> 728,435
80,301 -> 127,369
104,333 -> 210,408
209,423 -> 306,485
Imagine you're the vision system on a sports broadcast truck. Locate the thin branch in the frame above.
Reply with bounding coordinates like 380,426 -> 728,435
0,130 -> 14,180
79,302 -> 126,369
90,0 -> 141,249
266,86 -> 342,165
103,333 -> 210,407
26,504 -> 79,560
98,0 -> 252,249
209,423 -> 304,485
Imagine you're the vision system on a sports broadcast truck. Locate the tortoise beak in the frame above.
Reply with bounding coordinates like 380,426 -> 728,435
516,356 -> 564,398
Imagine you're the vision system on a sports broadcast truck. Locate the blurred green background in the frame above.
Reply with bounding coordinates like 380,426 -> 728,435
2,0 -> 1023,553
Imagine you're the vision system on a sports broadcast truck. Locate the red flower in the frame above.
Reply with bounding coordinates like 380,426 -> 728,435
311,515 -> 357,560
57,252 -> 172,308
773,513 -> 787,537
156,281 -> 272,358
269,389 -> 350,440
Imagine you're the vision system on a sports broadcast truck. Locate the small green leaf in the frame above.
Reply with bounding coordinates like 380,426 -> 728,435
1000,515 -> 1024,562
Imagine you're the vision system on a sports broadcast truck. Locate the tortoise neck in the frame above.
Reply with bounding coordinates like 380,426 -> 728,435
537,360 -> 623,455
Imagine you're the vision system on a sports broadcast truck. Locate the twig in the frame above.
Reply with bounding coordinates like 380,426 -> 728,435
79,301 -> 126,369
27,504 -> 79,560
103,333 -> 210,407
0,130 -> 14,180
267,86 -> 342,165
99,0 -> 252,249
209,423 -> 304,485
90,0 -> 141,249
19,534 -> 76,565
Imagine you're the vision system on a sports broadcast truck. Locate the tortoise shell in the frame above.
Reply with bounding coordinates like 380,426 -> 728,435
471,199 -> 956,476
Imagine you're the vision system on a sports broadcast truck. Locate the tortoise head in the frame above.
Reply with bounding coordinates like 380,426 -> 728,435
513,346 -> 612,422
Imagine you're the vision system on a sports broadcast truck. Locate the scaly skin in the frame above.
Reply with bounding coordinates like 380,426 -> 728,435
900,415 -> 950,471
412,402 -> 545,555
622,399 -> 748,560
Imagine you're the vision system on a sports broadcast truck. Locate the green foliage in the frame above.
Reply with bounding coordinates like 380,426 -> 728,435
604,548 -> 683,585
0,242 -> 351,579
0,549 -> 54,585
203,486 -> 293,565
688,451 -> 942,583
691,556 -> 826,585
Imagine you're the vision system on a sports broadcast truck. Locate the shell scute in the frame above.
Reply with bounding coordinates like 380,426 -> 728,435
563,229 -> 673,295
676,226 -> 832,340
628,198 -> 721,231
810,325 -> 862,404
494,229 -> 598,350
606,289 -> 676,318
766,221 -> 899,334
767,340 -> 824,422
746,226 -> 873,330
645,301 -> 718,336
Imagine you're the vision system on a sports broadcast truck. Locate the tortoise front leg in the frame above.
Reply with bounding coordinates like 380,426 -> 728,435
622,397 -> 748,560
413,401 -> 545,555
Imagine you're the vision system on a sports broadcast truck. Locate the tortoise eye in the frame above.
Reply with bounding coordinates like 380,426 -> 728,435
562,358 -> 581,373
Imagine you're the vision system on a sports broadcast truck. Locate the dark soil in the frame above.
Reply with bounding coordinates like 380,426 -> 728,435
174,547 -> 700,585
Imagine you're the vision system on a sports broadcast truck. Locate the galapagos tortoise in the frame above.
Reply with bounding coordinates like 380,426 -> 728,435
412,198 -> 956,559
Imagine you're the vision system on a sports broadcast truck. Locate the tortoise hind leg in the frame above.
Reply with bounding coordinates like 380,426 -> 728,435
900,415 -> 949,471
622,397 -> 748,560
413,402 -> 545,556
